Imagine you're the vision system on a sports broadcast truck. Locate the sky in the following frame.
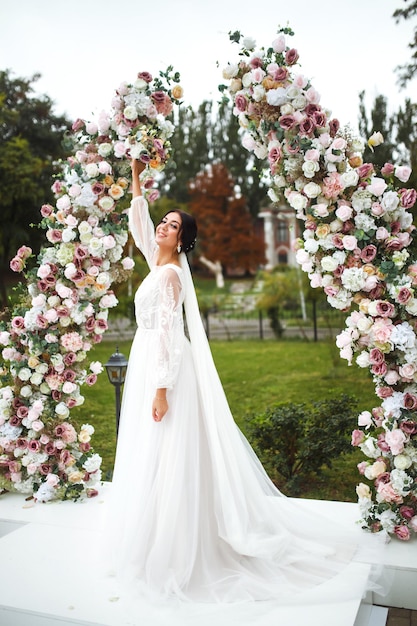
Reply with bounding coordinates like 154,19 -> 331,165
1,0 -> 416,134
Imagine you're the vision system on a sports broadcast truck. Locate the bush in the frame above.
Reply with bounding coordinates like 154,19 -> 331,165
247,394 -> 358,495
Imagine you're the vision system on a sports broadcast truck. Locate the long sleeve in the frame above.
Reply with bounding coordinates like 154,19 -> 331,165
128,196 -> 158,268
153,267 -> 184,390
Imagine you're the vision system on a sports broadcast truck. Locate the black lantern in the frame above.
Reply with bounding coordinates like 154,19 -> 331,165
105,347 -> 128,434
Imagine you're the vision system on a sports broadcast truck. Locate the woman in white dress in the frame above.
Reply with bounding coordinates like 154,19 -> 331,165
105,160 -> 381,604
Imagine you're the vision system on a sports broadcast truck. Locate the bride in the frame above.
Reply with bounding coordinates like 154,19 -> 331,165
104,159 -> 381,604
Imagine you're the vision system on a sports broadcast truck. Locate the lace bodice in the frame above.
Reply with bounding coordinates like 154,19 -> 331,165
129,197 -> 185,389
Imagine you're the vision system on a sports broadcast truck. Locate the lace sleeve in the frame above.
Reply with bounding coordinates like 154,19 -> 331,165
128,196 -> 158,268
153,267 -> 184,390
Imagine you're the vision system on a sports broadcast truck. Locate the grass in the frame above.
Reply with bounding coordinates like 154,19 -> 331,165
73,338 -> 376,501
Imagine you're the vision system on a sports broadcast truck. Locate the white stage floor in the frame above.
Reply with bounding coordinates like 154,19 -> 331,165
1,483 -> 414,626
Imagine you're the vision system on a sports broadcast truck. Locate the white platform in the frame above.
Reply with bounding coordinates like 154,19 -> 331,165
1,484 -> 413,626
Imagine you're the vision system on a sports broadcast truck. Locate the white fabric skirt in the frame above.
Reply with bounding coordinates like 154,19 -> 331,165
103,328 -> 385,604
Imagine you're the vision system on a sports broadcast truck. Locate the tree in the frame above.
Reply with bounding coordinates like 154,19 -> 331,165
393,1 -> 417,88
160,100 -> 269,215
358,91 -> 396,168
0,70 -> 71,306
188,162 -> 265,275
357,90 -> 417,211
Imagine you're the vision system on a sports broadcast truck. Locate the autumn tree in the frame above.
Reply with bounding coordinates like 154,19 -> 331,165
188,162 -> 265,275
0,70 -> 71,306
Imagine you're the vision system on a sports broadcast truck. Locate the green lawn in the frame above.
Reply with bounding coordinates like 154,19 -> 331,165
73,338 -> 376,501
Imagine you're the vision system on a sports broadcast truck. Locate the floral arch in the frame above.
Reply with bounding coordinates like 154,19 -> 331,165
221,26 -> 417,540
1,28 -> 417,540
0,69 -> 182,503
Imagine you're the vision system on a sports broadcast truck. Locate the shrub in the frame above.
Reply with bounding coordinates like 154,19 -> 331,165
247,394 -> 358,495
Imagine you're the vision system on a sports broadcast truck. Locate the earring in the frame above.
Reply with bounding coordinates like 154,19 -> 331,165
177,244 -> 182,254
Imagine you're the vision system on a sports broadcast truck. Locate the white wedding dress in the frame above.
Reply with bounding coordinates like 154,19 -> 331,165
104,196 -> 383,607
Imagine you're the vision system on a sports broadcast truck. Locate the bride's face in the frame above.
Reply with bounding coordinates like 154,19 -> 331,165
155,212 -> 182,251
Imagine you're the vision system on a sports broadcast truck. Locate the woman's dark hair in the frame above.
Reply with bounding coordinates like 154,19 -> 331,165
163,210 -> 197,254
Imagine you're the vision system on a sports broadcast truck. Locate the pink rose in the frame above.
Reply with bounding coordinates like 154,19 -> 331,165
400,188 -> 417,209
357,163 -> 374,179
399,506 -> 415,521
375,300 -> 396,318
272,35 -> 286,53
85,373 -> 97,386
385,429 -> 406,455
377,482 -> 403,504
381,162 -> 395,177
399,364 -> 415,381
371,202 -> 384,217
400,419 -> 417,435
17,245 -> 32,259
357,461 -> 368,475
46,229 -> 63,244
369,348 -> 384,364
397,287 -> 413,304
72,118 -> 85,132
376,386 -> 393,399
394,525 -> 410,541
395,165 -> 412,183
351,429 -> 365,446
410,516 -> 417,532
371,362 -> 388,376
360,245 -> 377,263
279,114 -> 297,130
335,205 -> 353,221
329,118 -> 340,138
342,235 -> 358,251
234,93 -> 247,112
403,393 -> 417,410
367,177 -> 388,197
9,256 -> 25,272
285,48 -> 299,65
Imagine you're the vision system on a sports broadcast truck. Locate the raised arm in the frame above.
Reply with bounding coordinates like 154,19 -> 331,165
128,160 -> 158,268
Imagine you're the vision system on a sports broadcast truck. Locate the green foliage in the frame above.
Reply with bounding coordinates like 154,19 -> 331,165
393,1 -> 417,88
247,394 -> 358,495
0,70 -> 72,306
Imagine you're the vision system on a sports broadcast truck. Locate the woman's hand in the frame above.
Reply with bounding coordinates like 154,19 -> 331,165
131,158 -> 146,178
152,390 -> 168,422
130,159 -> 147,198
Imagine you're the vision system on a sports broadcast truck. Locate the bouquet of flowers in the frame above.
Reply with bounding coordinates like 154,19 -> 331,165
0,68 -> 182,502
221,27 -> 417,539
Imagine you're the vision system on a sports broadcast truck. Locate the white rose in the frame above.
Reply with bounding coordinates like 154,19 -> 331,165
266,87 -> 287,107
88,237 -> 103,256
254,144 -> 268,160
85,163 -> 99,178
222,62 -> 239,80
96,272 -> 111,287
292,95 -> 307,110
394,454 -> 412,470
123,105 -> 137,121
62,228 -> 76,243
133,78 -> 147,90
242,72 -> 253,88
252,84 -> 265,102
303,238 -> 319,254
287,192 -> 307,212
341,170 -> 359,188
18,368 -> 31,382
405,299 -> 417,316
20,385 -> 33,398
280,103 -> 294,116
320,256 -> 339,272
303,182 -> 321,198
243,36 -> 256,50
302,160 -> 319,179
98,143 -> 113,158
78,221 -> 92,236
55,402 -> 70,419
356,351 -> 370,368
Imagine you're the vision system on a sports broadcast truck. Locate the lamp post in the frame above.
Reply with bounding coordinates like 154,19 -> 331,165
105,347 -> 128,435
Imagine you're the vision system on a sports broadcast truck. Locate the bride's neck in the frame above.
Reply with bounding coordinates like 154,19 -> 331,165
156,250 -> 179,266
